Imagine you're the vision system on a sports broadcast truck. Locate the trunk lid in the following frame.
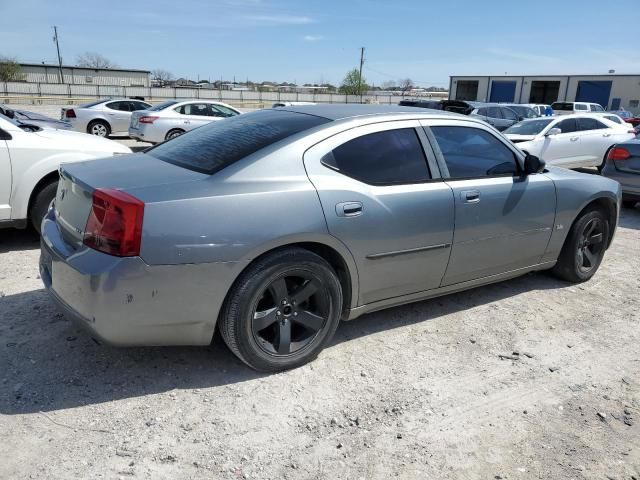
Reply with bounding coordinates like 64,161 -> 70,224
613,140 -> 640,173
54,153 -> 207,248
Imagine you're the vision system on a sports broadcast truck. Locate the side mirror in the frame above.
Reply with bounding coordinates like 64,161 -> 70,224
524,154 -> 545,174
545,127 -> 561,136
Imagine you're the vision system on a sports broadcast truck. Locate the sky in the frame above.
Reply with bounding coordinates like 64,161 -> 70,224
1,0 -> 639,87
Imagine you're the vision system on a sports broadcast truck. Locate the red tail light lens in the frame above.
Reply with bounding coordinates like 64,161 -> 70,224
83,188 -> 144,257
138,116 -> 159,124
607,147 -> 631,161
65,109 -> 76,118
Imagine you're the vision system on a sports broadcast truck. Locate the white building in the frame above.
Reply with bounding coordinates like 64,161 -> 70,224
18,63 -> 150,87
449,74 -> 640,113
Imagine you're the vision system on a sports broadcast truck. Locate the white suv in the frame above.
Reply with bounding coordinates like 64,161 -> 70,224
0,113 -> 130,232
551,101 -> 605,116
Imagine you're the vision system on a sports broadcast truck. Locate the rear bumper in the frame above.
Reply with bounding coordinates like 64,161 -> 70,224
128,124 -> 161,143
602,163 -> 640,196
39,209 -> 231,346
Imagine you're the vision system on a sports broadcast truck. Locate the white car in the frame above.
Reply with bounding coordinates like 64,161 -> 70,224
551,101 -> 605,116
61,98 -> 152,137
0,114 -> 131,231
128,100 -> 241,144
504,114 -> 636,169
525,103 -> 552,116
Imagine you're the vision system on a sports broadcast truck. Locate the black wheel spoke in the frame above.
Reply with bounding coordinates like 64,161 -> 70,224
269,278 -> 289,302
276,321 -> 292,354
253,307 -> 279,332
589,233 -> 603,245
291,280 -> 318,305
583,248 -> 595,267
585,219 -> 598,237
294,310 -> 324,332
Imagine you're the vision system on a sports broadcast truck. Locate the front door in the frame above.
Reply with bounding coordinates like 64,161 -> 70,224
304,120 -> 455,305
0,138 -> 12,220
424,121 -> 556,286
538,117 -> 591,168
104,101 -> 131,132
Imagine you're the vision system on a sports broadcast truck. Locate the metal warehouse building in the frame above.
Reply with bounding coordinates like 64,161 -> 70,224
449,74 -> 640,113
18,63 -> 150,87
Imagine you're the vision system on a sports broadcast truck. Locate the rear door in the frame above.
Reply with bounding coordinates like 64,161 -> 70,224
576,117 -> 615,167
500,107 -> 519,129
104,101 -> 131,132
304,120 -> 455,305
423,120 -> 555,285
176,103 -> 217,131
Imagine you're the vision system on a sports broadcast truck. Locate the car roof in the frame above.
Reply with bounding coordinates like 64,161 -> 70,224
277,104 -> 462,121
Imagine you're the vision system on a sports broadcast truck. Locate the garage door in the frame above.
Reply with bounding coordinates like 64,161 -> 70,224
489,81 -> 516,102
575,81 -> 612,109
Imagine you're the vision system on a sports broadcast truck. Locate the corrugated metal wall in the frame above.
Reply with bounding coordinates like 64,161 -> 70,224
20,66 -> 150,87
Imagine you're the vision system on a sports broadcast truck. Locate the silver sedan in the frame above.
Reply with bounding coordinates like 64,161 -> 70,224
61,98 -> 152,137
129,100 -> 240,143
40,105 -> 620,372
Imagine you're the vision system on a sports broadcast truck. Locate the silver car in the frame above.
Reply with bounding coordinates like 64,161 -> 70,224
61,98 -> 152,137
40,105 -> 620,372
129,100 -> 240,143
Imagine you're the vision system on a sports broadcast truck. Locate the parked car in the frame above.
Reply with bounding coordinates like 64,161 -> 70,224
525,104 -> 552,116
0,105 -> 72,130
129,100 -> 241,143
61,98 -> 152,137
601,139 -> 640,208
469,104 -> 525,131
40,105 -> 620,372
504,114 -> 636,169
551,101 -> 605,116
0,113 -> 131,232
399,99 -> 481,115
272,101 -> 316,108
610,110 -> 640,127
501,104 -> 539,119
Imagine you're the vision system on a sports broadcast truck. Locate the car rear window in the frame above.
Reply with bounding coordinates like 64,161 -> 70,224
80,99 -> 109,108
148,100 -> 179,111
147,109 -> 331,174
551,102 -> 574,111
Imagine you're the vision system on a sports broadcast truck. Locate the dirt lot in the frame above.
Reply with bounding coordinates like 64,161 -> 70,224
0,207 -> 639,480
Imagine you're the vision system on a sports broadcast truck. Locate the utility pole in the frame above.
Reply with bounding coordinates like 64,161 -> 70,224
358,47 -> 365,102
52,26 -> 64,84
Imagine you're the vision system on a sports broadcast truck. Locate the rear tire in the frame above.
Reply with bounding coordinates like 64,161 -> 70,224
219,248 -> 343,372
165,129 -> 185,141
87,120 -> 110,137
30,181 -> 58,234
551,208 -> 609,283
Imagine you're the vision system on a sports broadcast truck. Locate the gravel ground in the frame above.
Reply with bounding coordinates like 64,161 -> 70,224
0,204 -> 639,479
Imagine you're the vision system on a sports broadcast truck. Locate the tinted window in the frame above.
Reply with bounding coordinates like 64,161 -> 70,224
577,117 -> 608,131
504,118 -> 554,135
574,103 -> 588,111
105,101 -> 128,111
551,102 -> 574,111
591,104 -> 604,112
556,118 -> 578,133
476,107 -> 487,116
149,100 -> 179,111
131,101 -> 151,111
501,107 -> 518,121
604,115 -> 622,124
176,103 -> 211,116
322,128 -> 430,185
212,105 -> 239,117
148,109 -> 330,174
487,107 -> 502,118
81,99 -> 110,108
509,106 -> 537,119
431,126 -> 519,179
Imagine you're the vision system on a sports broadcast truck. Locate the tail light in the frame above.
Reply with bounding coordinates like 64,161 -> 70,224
64,109 -> 76,119
607,147 -> 631,161
83,188 -> 144,257
138,116 -> 159,124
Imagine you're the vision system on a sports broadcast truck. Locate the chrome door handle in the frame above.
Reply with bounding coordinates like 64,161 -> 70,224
570,136 -> 579,141
602,133 -> 611,137
336,201 -> 363,217
462,190 -> 480,204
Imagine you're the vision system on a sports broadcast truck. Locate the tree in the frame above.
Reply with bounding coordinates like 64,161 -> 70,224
151,69 -> 174,86
0,56 -> 23,82
76,52 -> 116,69
400,78 -> 414,96
339,68 -> 369,95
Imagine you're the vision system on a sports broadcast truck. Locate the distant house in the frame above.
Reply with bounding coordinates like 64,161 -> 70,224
17,63 -> 150,87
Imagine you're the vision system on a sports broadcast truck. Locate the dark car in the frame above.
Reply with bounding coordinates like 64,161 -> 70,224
469,104 -> 526,131
601,139 -> 640,208
398,99 -> 481,115
0,104 -> 72,130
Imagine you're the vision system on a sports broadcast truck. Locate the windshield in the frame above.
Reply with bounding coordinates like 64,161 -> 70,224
504,118 -> 554,135
148,109 -> 331,174
508,106 -> 538,118
148,100 -> 179,111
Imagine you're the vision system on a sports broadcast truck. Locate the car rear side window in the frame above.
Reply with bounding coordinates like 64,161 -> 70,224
552,102 -> 573,111
556,118 -> 578,133
147,109 -> 330,175
430,126 -> 519,179
321,128 -> 430,185
575,103 -> 588,111
487,107 -> 502,118
577,117 -> 608,131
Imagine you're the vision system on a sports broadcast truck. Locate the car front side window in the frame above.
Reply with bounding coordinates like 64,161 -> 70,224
321,128 -> 431,186
577,118 -> 608,131
556,118 -> 578,133
430,126 -> 519,179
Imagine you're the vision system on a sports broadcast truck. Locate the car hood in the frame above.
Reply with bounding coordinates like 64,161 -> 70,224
33,128 -> 131,153
505,134 -> 538,143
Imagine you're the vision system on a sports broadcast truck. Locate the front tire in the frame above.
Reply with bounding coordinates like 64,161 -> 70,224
30,181 -> 58,234
219,248 -> 343,372
87,120 -> 111,137
551,208 -> 609,283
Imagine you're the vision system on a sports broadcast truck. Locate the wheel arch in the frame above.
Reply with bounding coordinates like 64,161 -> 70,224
87,118 -> 111,134
570,195 -> 618,249
27,170 -> 59,221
